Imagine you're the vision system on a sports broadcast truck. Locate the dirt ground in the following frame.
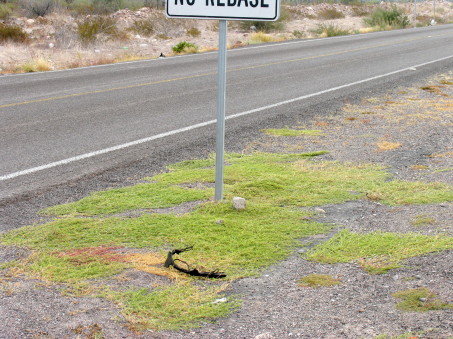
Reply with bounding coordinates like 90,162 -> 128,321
0,69 -> 452,338
1,1 -> 452,73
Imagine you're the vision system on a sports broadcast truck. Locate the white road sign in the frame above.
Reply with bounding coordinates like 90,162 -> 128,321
166,0 -> 280,21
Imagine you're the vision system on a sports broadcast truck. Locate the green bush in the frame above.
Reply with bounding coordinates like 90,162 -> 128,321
317,8 -> 345,20
0,23 -> 29,43
364,6 -> 410,29
77,15 -> 119,45
171,41 -> 197,54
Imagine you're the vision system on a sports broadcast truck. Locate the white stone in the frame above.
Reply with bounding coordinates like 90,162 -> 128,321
48,43 -> 54,49
212,297 -> 227,304
255,333 -> 274,339
232,197 -> 246,210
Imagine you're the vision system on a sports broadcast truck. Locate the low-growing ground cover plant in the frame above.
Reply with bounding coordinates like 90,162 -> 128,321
1,146 -> 452,330
305,229 -> 453,274
392,288 -> 453,312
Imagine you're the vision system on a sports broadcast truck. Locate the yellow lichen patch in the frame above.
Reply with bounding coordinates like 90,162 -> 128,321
124,252 -> 183,280
377,141 -> 402,151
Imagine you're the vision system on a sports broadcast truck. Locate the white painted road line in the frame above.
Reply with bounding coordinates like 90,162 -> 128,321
1,54 -> 452,182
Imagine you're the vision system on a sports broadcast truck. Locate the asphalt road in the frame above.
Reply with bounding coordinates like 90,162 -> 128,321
1,25 -> 453,229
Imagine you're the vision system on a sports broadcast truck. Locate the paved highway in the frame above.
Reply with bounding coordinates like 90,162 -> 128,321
1,24 -> 453,205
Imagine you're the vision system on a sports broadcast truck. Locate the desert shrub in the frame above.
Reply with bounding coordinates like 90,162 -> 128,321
351,5 -> 371,17
0,23 -> 29,43
317,8 -> 345,20
171,41 -> 197,54
20,58 -> 52,72
313,23 -> 350,37
68,0 -> 144,14
364,6 -> 410,29
238,5 -> 289,32
129,19 -> 154,36
248,32 -> 280,44
0,3 -> 14,19
77,15 -> 119,45
20,0 -> 55,17
292,30 -> 304,39
186,27 -> 200,37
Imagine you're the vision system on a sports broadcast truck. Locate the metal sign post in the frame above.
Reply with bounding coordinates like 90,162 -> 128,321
167,0 -> 280,201
214,20 -> 227,201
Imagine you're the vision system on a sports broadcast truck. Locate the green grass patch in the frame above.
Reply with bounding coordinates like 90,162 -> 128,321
3,203 -> 329,279
1,151 -> 453,330
305,230 -> 453,274
28,252 -> 127,283
41,183 -> 211,216
107,284 -> 239,331
262,129 -> 324,137
298,274 -> 341,287
411,215 -> 436,227
392,288 -> 453,312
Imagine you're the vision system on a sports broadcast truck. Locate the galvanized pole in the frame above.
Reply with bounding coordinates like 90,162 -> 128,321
433,0 -> 436,22
215,20 -> 227,201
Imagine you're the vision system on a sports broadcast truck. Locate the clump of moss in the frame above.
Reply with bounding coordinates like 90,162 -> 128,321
298,274 -> 341,288
392,288 -> 452,312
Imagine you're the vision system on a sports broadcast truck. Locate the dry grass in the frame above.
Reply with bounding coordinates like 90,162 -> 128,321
124,252 -> 183,280
17,58 -> 52,73
377,141 -> 402,151
248,32 -> 283,44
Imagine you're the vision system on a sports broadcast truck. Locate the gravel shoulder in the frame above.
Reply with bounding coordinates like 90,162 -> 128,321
0,72 -> 452,338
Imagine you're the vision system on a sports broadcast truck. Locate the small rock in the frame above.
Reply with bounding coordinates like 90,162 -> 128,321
139,43 -> 148,48
232,197 -> 246,210
26,19 -> 35,25
212,297 -> 227,304
215,219 -> 224,225
315,208 -> 326,213
94,49 -> 101,53
48,43 -> 54,49
254,333 -> 274,339
419,297 -> 428,302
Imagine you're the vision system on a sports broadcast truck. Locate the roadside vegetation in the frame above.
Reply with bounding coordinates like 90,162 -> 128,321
1,143 -> 452,329
1,1 -> 452,73
363,5 -> 410,30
